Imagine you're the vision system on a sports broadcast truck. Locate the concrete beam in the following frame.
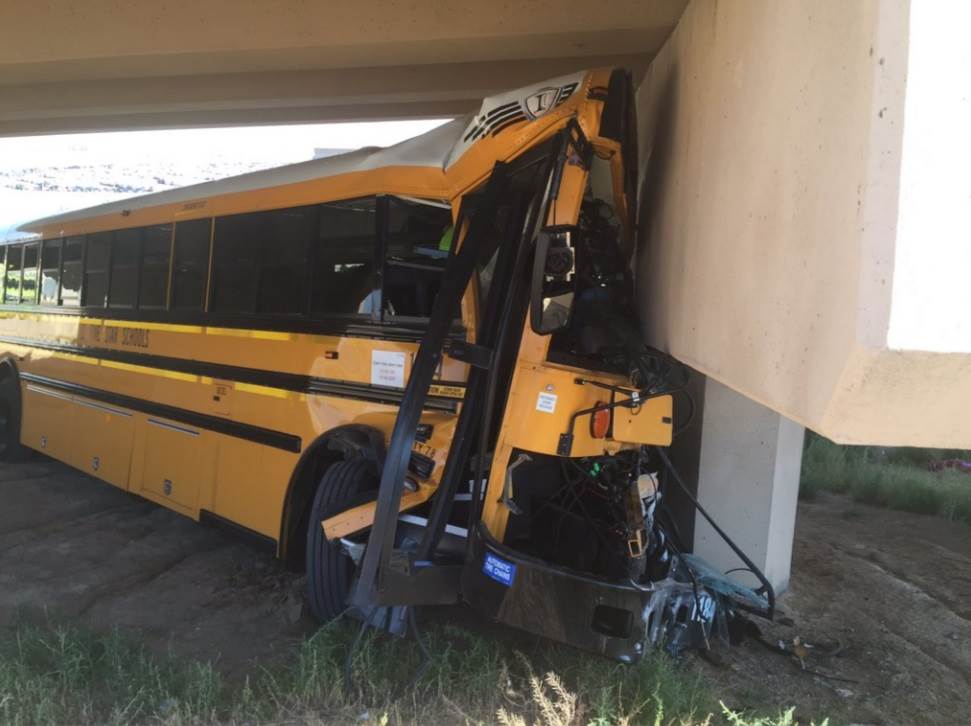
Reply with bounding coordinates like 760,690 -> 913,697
0,0 -> 685,135
0,2 -> 686,73
635,0 -> 971,448
0,55 -> 650,136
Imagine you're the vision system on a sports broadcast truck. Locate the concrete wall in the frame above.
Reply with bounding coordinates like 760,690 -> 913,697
635,0 -> 971,447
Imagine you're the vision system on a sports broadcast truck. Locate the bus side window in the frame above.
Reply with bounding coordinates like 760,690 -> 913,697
5,245 -> 22,304
258,207 -> 315,315
312,199 -> 377,316
211,213 -> 260,314
171,219 -> 211,311
21,243 -> 39,304
40,238 -> 62,304
383,198 -> 452,320
109,228 -> 141,308
83,233 -> 111,307
210,205 -> 316,317
139,224 -> 172,309
60,236 -> 84,306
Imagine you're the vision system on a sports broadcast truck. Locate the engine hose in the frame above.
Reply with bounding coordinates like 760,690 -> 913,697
653,446 -> 776,618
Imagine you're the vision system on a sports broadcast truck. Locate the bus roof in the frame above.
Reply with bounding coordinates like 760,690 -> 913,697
15,69 -> 595,237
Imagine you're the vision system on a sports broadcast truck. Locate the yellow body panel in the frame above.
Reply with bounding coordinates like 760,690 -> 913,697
135,418 -> 217,515
20,383 -> 74,461
503,363 -> 617,458
612,395 -> 673,447
2,319 -> 460,540
69,396 -> 135,488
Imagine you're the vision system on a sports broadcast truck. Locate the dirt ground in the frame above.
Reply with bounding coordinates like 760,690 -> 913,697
1,457 -> 969,725
697,493 -> 971,724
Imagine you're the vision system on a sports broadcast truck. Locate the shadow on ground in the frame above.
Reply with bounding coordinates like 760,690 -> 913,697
0,457 -> 311,675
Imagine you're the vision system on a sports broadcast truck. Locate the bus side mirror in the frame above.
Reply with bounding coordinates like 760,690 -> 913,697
530,226 -> 577,335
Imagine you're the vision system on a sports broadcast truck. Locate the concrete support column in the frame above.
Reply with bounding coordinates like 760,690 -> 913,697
692,379 -> 804,594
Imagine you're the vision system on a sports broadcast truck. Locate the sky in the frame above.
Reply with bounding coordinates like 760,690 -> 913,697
0,119 -> 448,238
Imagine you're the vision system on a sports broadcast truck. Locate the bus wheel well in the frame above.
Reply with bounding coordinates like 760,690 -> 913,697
279,424 -> 386,569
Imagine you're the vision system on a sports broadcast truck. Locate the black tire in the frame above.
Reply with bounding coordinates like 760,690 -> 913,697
0,371 -> 28,462
306,459 -> 378,622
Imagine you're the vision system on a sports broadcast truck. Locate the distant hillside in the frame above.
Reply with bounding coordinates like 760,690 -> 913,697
0,151 -> 347,240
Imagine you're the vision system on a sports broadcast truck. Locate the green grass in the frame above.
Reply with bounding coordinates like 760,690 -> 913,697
799,432 -> 971,523
0,615 -> 221,725
0,612 -> 812,725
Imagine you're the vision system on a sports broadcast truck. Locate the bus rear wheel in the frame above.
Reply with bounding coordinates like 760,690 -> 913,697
305,459 -> 377,622
0,373 -> 28,462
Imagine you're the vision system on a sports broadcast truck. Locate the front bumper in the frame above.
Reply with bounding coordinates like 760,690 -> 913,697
461,524 -> 767,661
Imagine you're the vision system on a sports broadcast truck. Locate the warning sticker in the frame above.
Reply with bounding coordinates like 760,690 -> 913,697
371,350 -> 406,388
483,552 -> 517,586
535,391 -> 558,413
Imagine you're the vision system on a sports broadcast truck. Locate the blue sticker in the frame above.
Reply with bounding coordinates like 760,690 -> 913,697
483,552 -> 517,586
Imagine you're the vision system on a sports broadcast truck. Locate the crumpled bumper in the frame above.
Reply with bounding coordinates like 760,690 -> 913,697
461,524 -> 769,661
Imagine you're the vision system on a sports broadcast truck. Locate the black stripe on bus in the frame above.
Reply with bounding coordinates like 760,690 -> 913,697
19,371 -> 303,453
0,334 -> 462,413
199,510 -> 278,554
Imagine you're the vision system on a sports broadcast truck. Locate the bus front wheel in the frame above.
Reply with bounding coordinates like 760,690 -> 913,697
305,459 -> 377,622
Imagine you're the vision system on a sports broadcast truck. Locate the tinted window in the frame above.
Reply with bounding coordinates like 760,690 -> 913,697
258,207 -> 315,314
139,224 -> 172,309
4,245 -> 21,303
171,219 -> 211,310
83,233 -> 111,307
312,199 -> 377,315
384,198 -> 452,318
211,206 -> 315,315
60,236 -> 84,306
21,243 -> 39,304
40,239 -> 61,304
109,228 -> 141,308
211,214 -> 260,313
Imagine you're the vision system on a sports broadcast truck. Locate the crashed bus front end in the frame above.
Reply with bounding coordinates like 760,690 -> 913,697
320,67 -> 774,661
465,531 -> 770,660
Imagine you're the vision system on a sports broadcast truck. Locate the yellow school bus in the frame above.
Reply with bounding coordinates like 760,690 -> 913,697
0,68 -> 770,660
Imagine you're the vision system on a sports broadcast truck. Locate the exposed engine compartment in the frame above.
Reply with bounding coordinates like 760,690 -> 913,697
485,182 -> 773,656
503,448 -> 671,582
